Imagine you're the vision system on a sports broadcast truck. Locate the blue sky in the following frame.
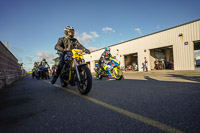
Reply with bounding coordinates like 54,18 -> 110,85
0,0 -> 200,71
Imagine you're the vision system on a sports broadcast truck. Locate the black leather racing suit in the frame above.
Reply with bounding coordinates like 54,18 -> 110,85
98,51 -> 112,72
54,37 -> 90,77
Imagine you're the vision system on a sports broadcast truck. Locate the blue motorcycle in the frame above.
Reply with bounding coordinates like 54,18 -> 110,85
94,57 -> 123,80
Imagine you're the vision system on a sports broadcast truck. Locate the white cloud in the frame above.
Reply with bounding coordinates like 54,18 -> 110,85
26,56 -> 33,62
76,31 -> 99,45
76,32 -> 93,44
36,51 -> 56,64
87,47 -> 99,52
90,32 -> 99,38
9,45 -> 24,53
16,56 -> 23,62
102,27 -> 115,32
135,28 -> 142,35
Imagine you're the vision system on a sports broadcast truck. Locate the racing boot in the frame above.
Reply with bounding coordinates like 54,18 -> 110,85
51,65 -> 63,84
51,70 -> 60,84
96,68 -> 102,79
51,75 -> 58,84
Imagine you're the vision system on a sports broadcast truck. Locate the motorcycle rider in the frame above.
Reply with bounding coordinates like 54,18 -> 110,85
32,62 -> 38,71
32,62 -> 38,78
98,47 -> 112,75
51,26 -> 90,84
39,58 -> 50,79
40,58 -> 50,68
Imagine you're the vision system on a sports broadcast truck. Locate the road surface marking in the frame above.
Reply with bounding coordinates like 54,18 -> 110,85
44,80 -> 185,133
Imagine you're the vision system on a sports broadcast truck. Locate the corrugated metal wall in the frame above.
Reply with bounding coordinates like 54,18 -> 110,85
84,20 -> 200,72
172,21 -> 200,70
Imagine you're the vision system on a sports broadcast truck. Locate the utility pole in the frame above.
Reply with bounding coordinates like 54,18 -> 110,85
5,41 -> 8,49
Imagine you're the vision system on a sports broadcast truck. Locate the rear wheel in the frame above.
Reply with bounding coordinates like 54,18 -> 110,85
36,72 -> 40,80
32,72 -> 34,79
77,65 -> 92,95
36,73 -> 39,80
37,71 -> 41,80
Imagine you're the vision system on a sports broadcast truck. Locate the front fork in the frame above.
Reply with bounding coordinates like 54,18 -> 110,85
74,59 -> 81,82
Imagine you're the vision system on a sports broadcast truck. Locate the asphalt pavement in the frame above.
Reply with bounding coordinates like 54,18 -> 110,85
0,70 -> 200,133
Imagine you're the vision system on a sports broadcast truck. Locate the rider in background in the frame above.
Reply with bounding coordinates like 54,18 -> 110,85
40,58 -> 50,68
98,47 -> 112,74
40,58 -> 50,79
32,62 -> 38,78
32,62 -> 38,71
51,26 -> 90,84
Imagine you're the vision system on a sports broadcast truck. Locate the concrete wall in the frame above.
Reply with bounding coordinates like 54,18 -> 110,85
84,19 -> 200,72
0,41 -> 26,89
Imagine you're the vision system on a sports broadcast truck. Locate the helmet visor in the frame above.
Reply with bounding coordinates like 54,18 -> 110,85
106,50 -> 110,54
68,30 -> 74,35
68,31 -> 74,38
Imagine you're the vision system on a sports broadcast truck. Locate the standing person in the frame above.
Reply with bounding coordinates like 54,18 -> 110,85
51,64 -> 57,77
154,59 -> 159,70
142,63 -> 145,72
144,57 -> 148,72
51,26 -> 90,84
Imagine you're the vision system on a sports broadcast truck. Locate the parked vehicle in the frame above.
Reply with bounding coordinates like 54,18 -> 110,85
196,60 -> 200,67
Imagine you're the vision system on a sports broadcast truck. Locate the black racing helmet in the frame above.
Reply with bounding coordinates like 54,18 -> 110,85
64,26 -> 74,38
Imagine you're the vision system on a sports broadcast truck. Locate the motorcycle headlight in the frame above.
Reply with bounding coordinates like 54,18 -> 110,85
64,54 -> 72,63
82,59 -> 85,63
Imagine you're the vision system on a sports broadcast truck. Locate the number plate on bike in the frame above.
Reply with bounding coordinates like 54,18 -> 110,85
72,49 -> 83,59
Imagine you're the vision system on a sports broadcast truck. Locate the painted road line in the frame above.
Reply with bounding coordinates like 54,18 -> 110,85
44,80 -> 185,133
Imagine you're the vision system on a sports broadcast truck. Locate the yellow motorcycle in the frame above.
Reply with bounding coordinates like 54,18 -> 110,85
60,49 -> 92,95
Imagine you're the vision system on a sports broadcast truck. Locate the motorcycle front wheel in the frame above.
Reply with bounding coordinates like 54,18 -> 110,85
113,67 -> 123,80
77,65 -> 92,95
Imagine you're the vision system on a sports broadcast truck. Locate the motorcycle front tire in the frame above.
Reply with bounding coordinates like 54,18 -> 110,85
77,65 -> 92,95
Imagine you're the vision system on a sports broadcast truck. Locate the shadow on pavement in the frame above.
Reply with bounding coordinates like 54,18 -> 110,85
168,74 -> 200,83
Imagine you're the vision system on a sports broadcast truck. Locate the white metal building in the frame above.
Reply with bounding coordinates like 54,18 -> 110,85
84,19 -> 200,72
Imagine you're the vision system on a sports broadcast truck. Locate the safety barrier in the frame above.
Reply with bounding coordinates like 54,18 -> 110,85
0,41 -> 26,89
